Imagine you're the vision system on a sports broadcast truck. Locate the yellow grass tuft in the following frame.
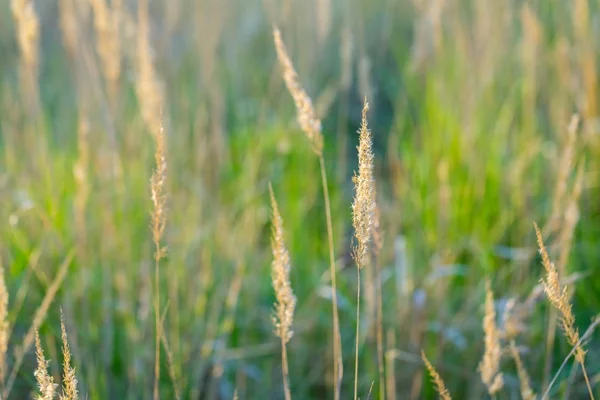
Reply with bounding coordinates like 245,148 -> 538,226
509,341 -> 536,400
479,281 -> 504,396
272,27 -> 323,155
34,331 -> 57,400
60,311 -> 78,400
269,184 -> 296,400
421,351 -> 452,400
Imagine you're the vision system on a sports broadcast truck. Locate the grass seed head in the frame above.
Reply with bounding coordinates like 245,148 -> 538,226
273,27 -> 323,155
421,351 -> 452,400
269,185 -> 296,343
351,98 -> 375,269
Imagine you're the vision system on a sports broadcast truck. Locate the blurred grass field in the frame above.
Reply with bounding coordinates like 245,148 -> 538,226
1,0 -> 600,398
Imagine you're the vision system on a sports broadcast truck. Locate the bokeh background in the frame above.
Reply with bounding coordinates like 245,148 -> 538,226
1,0 -> 600,398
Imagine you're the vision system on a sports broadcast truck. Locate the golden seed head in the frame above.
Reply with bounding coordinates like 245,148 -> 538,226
479,281 -> 504,396
269,184 -> 296,343
351,98 -> 375,268
421,351 -> 452,400
34,331 -> 57,400
534,222 -> 585,364
273,27 -> 323,155
60,311 -> 79,400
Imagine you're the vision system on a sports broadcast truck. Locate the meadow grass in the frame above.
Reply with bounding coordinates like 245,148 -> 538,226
1,0 -> 600,399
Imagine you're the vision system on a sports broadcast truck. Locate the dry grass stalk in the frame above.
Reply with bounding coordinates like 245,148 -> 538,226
0,265 -> 8,391
137,0 -> 164,137
479,281 -> 504,396
352,98 -> 375,400
272,28 -> 323,155
60,311 -> 78,400
34,331 -> 57,400
533,223 -> 594,398
421,351 -> 452,400
151,118 -> 168,400
90,0 -> 121,101
272,26 -> 343,398
509,341 -> 536,400
269,184 -> 296,400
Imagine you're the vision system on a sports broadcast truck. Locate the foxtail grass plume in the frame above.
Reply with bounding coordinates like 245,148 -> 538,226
421,351 -> 452,400
534,222 -> 585,364
60,311 -> 78,400
269,185 -> 296,342
352,98 -> 375,268
509,342 -> 535,400
34,331 -> 57,400
479,281 -> 504,396
273,27 -> 323,155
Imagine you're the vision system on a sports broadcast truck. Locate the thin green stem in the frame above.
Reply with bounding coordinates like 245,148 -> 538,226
154,251 -> 161,400
319,155 -> 343,400
354,266 -> 361,400
581,363 -> 595,400
282,341 -> 292,400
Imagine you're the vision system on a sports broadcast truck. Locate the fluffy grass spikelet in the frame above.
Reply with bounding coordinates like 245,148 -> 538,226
269,185 -> 296,343
479,281 -> 504,396
273,27 -> 323,155
34,331 -> 57,400
59,312 -> 78,400
351,98 -> 375,269
421,351 -> 452,400
534,222 -> 585,364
